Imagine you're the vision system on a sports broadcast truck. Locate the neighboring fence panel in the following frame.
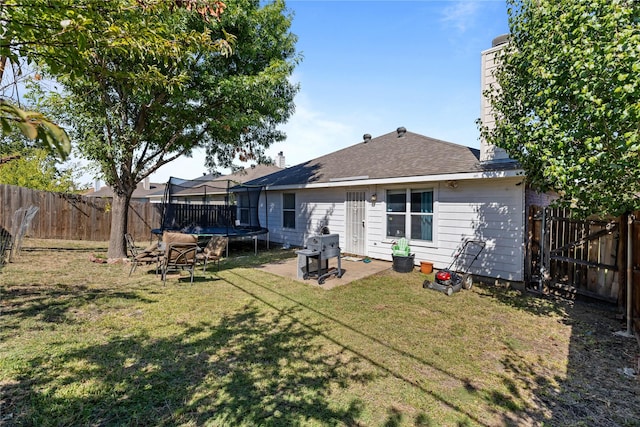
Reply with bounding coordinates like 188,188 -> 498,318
0,184 -> 161,242
528,205 -> 640,336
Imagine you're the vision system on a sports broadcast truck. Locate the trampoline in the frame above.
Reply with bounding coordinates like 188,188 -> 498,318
152,176 -> 269,255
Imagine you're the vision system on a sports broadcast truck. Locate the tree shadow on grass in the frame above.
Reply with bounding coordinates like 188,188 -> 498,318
537,301 -> 639,426
225,270 -> 533,427
474,282 -> 571,318
475,285 -> 640,426
2,302 -> 371,426
0,283 -> 157,338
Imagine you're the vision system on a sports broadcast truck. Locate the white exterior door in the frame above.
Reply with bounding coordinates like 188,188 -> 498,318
345,191 -> 366,255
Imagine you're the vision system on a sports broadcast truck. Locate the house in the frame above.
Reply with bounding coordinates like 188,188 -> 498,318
240,36 -> 528,283
243,128 -> 525,282
85,177 -> 165,203
147,163 -> 285,205
85,161 -> 284,206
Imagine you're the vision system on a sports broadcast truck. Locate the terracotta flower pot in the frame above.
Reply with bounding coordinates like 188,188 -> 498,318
420,261 -> 433,274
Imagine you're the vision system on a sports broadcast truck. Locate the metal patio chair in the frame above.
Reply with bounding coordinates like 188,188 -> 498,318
196,236 -> 228,273
160,242 -> 198,284
126,233 -> 160,276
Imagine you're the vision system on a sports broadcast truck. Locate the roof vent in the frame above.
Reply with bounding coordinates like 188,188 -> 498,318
397,126 -> 407,137
363,134 -> 372,143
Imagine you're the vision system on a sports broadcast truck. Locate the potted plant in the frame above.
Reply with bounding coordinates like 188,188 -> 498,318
391,238 -> 414,273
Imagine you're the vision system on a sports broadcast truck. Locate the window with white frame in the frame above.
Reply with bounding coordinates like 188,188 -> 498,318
283,193 -> 296,229
386,188 -> 434,241
238,193 -> 249,224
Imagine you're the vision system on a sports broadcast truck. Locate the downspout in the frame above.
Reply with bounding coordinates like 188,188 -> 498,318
226,179 -> 230,236
264,186 -> 269,249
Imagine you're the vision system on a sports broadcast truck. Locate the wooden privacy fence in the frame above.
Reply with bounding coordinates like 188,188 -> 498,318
0,184 -> 161,242
527,205 -> 639,334
527,206 -> 622,302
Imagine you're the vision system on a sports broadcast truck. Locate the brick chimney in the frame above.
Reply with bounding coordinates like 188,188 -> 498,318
480,35 -> 511,163
276,151 -> 286,168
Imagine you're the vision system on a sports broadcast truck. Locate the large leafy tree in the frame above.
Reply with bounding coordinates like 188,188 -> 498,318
22,0 -> 298,258
2,1 -> 209,162
0,1 -> 76,158
481,0 -> 640,216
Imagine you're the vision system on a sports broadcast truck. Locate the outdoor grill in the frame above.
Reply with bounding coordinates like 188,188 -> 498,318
296,233 -> 343,284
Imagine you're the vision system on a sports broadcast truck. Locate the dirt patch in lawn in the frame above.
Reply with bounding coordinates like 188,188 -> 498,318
545,300 -> 638,426
485,286 -> 640,426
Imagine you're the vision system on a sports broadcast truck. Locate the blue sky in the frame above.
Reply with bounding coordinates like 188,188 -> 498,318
150,0 -> 510,183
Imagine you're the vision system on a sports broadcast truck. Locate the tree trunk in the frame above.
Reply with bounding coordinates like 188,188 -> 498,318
0,56 -> 7,81
107,193 -> 130,260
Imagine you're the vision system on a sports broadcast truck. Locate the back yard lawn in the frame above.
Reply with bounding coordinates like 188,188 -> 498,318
1,239 -> 638,426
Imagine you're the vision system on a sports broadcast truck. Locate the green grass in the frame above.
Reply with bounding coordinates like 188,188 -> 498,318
0,239 -> 633,426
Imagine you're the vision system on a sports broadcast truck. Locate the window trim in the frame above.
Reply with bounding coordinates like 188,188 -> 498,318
385,187 -> 437,245
282,192 -> 296,230
238,193 -> 249,225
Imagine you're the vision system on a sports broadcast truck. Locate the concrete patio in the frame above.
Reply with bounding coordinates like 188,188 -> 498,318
256,256 -> 393,289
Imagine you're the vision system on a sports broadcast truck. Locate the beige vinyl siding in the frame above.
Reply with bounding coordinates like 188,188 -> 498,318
260,177 -> 524,281
367,177 -> 525,281
258,188 -> 348,248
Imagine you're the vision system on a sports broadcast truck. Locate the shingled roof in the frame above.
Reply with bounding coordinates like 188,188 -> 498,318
244,129 -> 518,188
85,180 -> 165,199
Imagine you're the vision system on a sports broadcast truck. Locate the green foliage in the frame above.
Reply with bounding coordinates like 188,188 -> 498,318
0,100 -> 71,160
480,0 -> 640,216
26,0 -> 298,187
1,1 -> 230,78
0,148 -> 80,192
0,0 -> 240,168
12,0 -> 299,257
0,0 -> 78,158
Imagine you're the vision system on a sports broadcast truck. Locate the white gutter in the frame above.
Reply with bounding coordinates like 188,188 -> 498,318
261,168 -> 524,191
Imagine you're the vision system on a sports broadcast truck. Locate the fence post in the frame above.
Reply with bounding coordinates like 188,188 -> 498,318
538,207 -> 547,293
615,213 -> 635,337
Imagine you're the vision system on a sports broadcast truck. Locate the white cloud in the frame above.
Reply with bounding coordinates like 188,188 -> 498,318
150,148 -> 209,183
266,94 -> 358,168
148,95 -> 356,182
440,1 -> 480,33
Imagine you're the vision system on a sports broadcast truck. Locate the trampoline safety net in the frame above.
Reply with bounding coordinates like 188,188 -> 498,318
158,176 -> 264,234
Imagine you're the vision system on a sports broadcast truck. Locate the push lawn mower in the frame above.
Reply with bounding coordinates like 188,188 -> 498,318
423,240 -> 485,296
